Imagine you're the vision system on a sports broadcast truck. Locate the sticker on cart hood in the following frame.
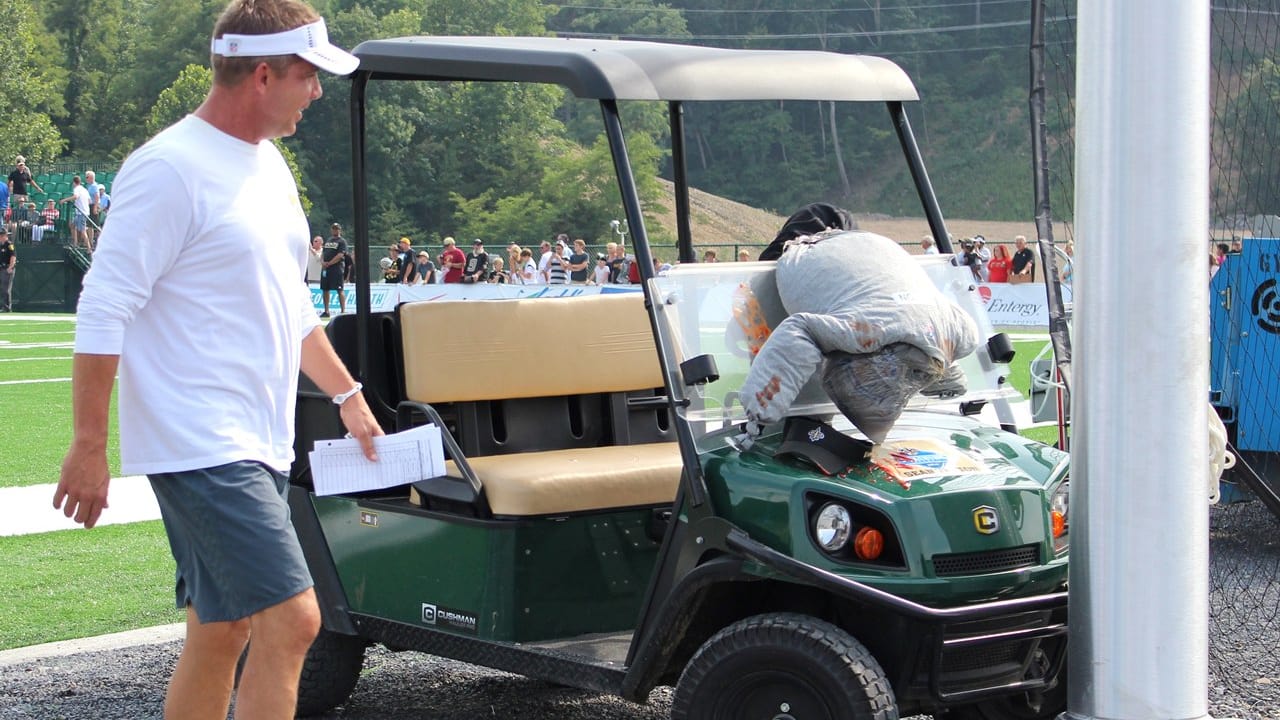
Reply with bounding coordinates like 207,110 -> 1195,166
871,438 -> 985,488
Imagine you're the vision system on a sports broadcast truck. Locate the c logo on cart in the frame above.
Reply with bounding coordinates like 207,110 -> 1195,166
421,602 -> 479,633
973,506 -> 999,535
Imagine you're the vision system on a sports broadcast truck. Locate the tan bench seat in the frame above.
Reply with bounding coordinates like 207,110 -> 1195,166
446,442 -> 682,516
401,294 -> 678,516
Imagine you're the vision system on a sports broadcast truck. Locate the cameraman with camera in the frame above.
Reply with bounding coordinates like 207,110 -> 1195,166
952,237 -> 985,282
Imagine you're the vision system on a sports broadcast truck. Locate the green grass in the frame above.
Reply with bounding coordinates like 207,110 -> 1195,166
1007,337 -> 1070,447
0,356 -> 73,382
1007,338 -> 1050,398
0,318 -> 121,488
0,521 -> 184,650
0,382 -> 121,488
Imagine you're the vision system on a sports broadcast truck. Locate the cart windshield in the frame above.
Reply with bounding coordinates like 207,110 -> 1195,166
650,256 -> 1020,453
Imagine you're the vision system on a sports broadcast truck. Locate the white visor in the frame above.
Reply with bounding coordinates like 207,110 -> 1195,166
211,18 -> 359,76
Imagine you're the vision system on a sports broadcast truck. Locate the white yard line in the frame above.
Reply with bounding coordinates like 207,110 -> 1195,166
0,314 -> 76,323
0,342 -> 75,350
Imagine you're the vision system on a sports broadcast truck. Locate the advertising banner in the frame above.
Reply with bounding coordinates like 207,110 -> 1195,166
311,280 -> 1060,327
975,283 -> 1072,327
309,282 -> 639,314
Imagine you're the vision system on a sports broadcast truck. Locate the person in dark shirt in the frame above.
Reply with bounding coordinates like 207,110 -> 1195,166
462,239 -> 489,283
0,226 -> 15,312
7,156 -> 43,205
397,237 -> 418,284
567,238 -> 591,283
415,250 -> 436,284
1011,235 -> 1036,281
320,223 -> 349,317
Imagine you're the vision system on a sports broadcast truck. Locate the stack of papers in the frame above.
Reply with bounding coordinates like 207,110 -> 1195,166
309,424 -> 446,497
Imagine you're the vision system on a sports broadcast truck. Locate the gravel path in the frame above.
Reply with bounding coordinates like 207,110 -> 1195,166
0,632 -> 1265,720
0,642 -> 674,720
2,500 -> 1277,719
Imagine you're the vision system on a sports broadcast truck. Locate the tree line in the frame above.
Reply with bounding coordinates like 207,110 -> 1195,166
28,1 -> 1275,249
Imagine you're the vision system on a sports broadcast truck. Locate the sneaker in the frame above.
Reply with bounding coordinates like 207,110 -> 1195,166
320,312 -> 331,318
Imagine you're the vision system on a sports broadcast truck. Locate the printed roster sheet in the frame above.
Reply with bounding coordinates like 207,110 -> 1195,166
309,424 -> 446,496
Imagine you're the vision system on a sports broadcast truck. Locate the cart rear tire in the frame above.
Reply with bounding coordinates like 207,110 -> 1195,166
671,612 -> 898,720
294,629 -> 367,717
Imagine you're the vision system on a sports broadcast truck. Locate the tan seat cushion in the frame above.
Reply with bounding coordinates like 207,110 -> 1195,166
446,442 -> 682,516
401,294 -> 662,404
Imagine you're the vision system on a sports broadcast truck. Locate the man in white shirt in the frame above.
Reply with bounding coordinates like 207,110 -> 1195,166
52,2 -> 376,717
60,176 -> 92,251
84,170 -> 104,244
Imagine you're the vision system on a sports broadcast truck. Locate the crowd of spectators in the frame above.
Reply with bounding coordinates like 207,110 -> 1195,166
309,224 -> 1095,299
3,156 -> 111,248
944,233 -> 1039,284
371,231 -> 680,287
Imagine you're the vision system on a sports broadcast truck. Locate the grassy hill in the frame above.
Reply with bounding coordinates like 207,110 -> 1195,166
652,178 -> 1072,257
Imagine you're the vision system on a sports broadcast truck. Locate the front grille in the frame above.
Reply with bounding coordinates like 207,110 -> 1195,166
940,641 -> 1025,674
932,544 -> 1040,577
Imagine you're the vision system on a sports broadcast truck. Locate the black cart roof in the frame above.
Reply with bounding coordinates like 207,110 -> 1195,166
350,36 -> 919,103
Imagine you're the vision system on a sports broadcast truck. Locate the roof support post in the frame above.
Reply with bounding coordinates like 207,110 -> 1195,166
669,101 -> 695,265
888,101 -> 951,253
350,72 -> 370,383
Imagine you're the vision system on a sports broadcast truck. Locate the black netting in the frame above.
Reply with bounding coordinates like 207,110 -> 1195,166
1039,2 -> 1280,717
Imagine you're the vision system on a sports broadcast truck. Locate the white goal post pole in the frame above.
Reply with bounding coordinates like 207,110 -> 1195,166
1068,1 -> 1211,719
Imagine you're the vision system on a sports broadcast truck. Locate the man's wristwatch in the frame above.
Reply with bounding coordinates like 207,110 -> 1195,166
332,382 -> 363,406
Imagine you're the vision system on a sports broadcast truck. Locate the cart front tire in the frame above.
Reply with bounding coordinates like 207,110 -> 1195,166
294,629 -> 367,717
671,612 -> 898,720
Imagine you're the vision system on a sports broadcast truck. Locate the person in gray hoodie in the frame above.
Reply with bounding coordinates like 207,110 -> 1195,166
739,229 -> 977,445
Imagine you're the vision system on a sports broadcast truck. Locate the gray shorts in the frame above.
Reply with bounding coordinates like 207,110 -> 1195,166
149,461 -> 313,623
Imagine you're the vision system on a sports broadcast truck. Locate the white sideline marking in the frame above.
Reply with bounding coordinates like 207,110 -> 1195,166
0,356 -> 73,363
0,623 -> 185,668
0,477 -> 160,537
0,377 -> 71,385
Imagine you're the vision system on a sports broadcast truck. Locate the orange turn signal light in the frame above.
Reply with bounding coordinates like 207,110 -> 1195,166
1051,510 -> 1067,538
854,527 -> 884,561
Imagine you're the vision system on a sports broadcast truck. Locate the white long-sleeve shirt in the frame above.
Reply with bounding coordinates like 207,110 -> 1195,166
75,115 -> 320,475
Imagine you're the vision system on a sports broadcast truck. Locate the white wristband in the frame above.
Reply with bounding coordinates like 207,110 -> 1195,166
332,382 -> 363,406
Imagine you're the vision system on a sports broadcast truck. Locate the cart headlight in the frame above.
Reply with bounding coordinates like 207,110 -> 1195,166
815,503 -> 852,552
1050,480 -> 1070,554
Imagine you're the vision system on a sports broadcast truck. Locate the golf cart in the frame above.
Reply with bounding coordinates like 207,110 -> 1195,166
287,37 -> 1070,719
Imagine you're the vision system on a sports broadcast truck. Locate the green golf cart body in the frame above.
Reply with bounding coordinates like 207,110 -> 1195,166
286,36 -> 1070,720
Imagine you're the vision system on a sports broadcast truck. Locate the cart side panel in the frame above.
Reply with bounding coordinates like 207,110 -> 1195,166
312,494 -> 661,642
